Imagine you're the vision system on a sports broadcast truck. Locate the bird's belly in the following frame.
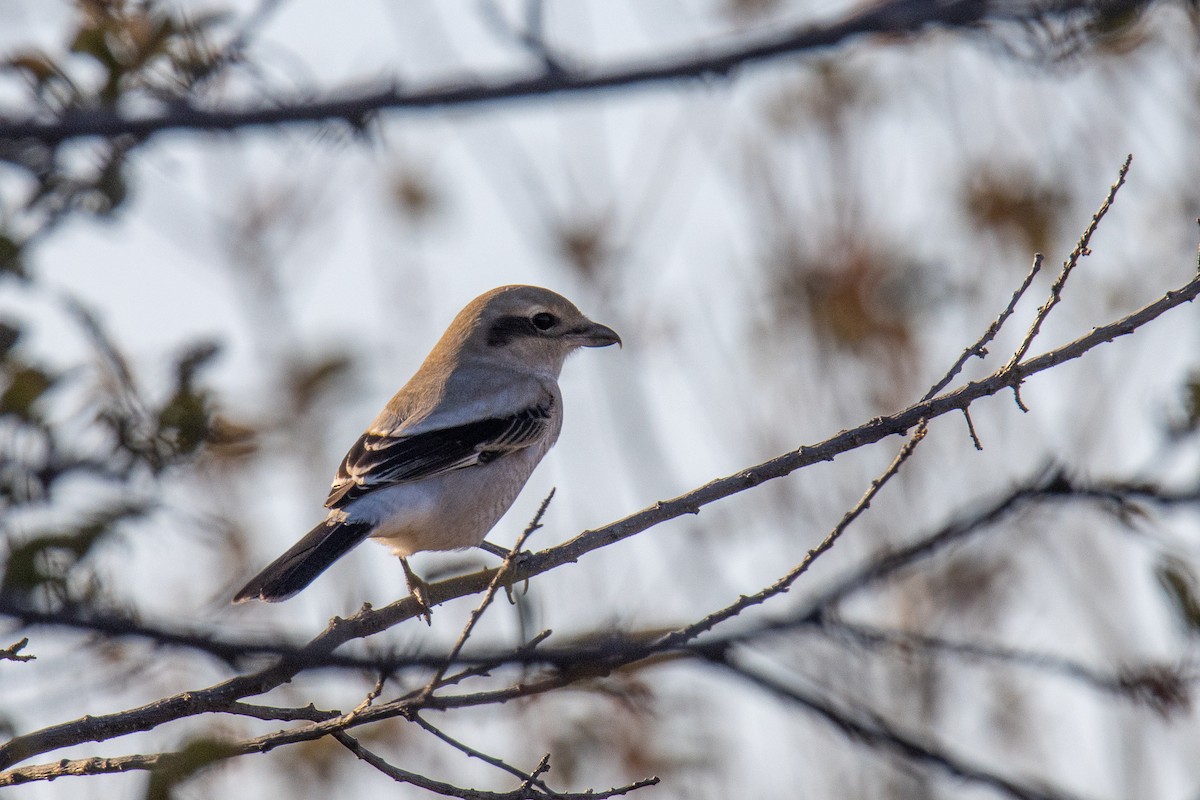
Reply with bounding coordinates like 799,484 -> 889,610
351,452 -> 544,558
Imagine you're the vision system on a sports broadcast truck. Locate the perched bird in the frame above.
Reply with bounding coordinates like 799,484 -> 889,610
233,285 -> 620,605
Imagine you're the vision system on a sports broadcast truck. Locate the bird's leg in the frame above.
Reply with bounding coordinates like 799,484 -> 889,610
478,540 -> 511,558
400,557 -> 433,625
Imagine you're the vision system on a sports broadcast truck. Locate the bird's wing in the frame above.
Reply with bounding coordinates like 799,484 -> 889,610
325,399 -> 554,509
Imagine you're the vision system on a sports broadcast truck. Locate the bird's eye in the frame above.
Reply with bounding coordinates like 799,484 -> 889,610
531,312 -> 557,331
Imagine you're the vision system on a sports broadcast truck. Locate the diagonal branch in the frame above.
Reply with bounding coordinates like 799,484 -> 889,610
708,655 -> 1088,800
648,420 -> 928,654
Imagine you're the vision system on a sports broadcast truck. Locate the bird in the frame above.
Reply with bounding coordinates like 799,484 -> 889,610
233,285 -> 621,606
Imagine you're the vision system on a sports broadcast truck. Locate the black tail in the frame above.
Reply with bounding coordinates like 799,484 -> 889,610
233,519 -> 373,603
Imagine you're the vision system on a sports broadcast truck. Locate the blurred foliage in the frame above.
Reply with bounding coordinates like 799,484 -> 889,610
1155,555 -> 1200,636
772,238 -> 924,360
283,353 -> 355,418
0,309 -> 245,608
541,673 -> 682,787
963,164 -> 1070,256
762,60 -> 874,137
1177,371 -> 1200,435
0,0 -> 229,268
6,0 -> 226,112
144,736 -> 239,800
1118,664 -> 1192,718
1,503 -> 143,604
388,166 -> 441,224
0,364 -> 55,421
554,213 -> 614,282
722,0 -> 785,24
0,235 -> 24,278
999,0 -> 1176,63
157,341 -> 220,457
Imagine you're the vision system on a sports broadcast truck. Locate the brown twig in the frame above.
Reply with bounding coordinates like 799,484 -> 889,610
410,715 -> 559,795
416,489 -> 555,704
649,421 -> 929,653
923,252 -> 1044,403
1002,156 -> 1133,390
333,730 -> 513,799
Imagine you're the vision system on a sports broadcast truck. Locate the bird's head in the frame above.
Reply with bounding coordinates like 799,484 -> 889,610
452,285 -> 621,377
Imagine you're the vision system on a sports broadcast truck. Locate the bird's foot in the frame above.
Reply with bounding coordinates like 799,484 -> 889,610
479,540 -> 533,567
400,557 -> 433,625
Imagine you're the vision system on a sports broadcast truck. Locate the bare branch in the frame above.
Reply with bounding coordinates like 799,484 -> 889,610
708,656 -> 1088,800
335,730 -> 659,800
332,730 -> 503,799
648,421 -> 929,654
0,0 -> 1074,145
221,702 -> 338,723
924,253 -> 1044,403
3,470 -> 1196,788
410,715 -> 557,795
1004,155 -> 1132,373
417,489 -> 555,702
815,619 -> 1194,715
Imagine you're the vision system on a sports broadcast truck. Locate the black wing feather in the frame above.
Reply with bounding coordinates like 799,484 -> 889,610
325,402 -> 552,509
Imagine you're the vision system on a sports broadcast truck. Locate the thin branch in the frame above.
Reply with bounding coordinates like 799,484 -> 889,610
0,0 -> 1056,144
1,472 -> 1193,788
518,754 -> 552,796
924,252 -> 1044,402
708,656 -> 1088,800
814,618 -> 1194,715
1004,156 -> 1132,372
334,730 -> 658,800
649,421 -> 929,654
333,730 -> 514,799
2,730 -> 657,799
411,715 -> 558,795
797,474 -> 1057,619
417,489 -> 555,703
220,702 -> 338,723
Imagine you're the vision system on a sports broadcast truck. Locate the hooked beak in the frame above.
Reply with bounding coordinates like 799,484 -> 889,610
570,321 -> 622,349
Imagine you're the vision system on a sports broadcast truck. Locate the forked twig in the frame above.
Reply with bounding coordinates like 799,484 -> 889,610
416,489 -> 556,704
1002,155 -> 1133,409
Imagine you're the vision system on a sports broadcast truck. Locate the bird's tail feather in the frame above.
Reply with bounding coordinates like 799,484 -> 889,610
233,519 -> 373,603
